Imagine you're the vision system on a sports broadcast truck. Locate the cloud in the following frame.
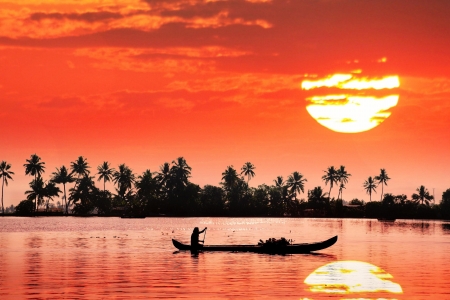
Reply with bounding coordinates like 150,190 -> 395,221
0,0 -> 272,39
29,11 -> 123,22
73,47 -> 218,73
401,76 -> 450,95
166,73 -> 303,93
33,96 -> 86,110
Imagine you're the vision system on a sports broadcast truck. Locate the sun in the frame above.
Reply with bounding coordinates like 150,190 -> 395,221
302,73 -> 400,133
304,260 -> 403,296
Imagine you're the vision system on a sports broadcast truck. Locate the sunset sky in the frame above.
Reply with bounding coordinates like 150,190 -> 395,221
1,0 -> 450,207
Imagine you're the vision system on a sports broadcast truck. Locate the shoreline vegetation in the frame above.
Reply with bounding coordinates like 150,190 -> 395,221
1,155 -> 450,220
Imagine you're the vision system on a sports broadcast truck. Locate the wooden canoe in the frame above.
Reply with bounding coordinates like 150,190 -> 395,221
172,235 -> 337,254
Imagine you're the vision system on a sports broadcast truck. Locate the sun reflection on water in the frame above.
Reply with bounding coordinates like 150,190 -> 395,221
303,260 -> 402,299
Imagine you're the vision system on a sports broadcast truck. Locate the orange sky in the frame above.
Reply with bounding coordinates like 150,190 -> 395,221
1,0 -> 450,206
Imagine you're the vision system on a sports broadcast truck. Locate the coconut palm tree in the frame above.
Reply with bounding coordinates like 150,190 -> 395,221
136,170 -> 157,196
221,166 -> 239,191
156,162 -> 171,188
44,181 -> 61,212
69,175 -> 98,215
412,185 -> 433,206
375,169 -> 390,201
363,176 -> 377,202
51,166 -> 75,214
308,186 -> 328,208
336,165 -> 351,200
273,176 -> 284,189
322,166 -> 339,199
337,166 -> 351,183
286,171 -> 307,200
135,169 -> 159,211
337,183 -> 346,201
0,161 -> 14,214
170,157 -> 192,189
25,177 -> 46,211
241,162 -> 255,184
70,156 -> 90,184
23,154 -> 46,212
113,164 -> 135,200
97,161 -> 115,192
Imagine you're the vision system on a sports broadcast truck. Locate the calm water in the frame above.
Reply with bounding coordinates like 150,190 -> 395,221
0,217 -> 449,299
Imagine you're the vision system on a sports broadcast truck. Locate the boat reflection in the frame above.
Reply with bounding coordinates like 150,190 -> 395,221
303,260 -> 402,299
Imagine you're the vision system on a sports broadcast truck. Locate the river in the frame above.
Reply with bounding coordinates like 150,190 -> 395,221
0,217 -> 449,299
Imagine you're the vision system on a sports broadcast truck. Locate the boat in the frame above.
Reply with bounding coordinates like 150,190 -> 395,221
172,235 -> 338,254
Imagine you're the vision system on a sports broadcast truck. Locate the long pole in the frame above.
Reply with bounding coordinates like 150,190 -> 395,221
203,229 -> 207,244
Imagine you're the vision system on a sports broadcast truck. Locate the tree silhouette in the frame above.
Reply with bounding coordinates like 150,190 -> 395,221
241,162 -> 255,184
0,161 -> 14,214
170,157 -> 192,189
337,183 -> 346,201
97,161 -> 115,192
336,166 -> 351,200
135,169 -> 158,213
412,185 -> 433,206
69,175 -> 98,215
375,169 -> 390,201
70,156 -> 90,184
221,166 -> 239,191
308,186 -> 329,209
322,166 -> 339,199
44,181 -> 61,212
156,162 -> 171,193
51,166 -> 75,214
23,154 -> 46,212
113,164 -> 135,202
273,176 -> 284,189
363,176 -> 377,202
286,171 -> 307,201
25,177 -> 46,210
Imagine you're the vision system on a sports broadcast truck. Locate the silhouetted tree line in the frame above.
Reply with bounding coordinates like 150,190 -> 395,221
1,155 -> 449,219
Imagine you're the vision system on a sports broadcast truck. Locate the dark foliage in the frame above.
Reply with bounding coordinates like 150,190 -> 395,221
15,199 -> 34,215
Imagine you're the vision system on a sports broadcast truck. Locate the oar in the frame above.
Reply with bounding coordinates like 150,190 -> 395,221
202,228 -> 207,244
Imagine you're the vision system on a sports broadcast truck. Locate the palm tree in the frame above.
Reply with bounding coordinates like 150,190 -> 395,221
70,156 -> 90,183
336,165 -> 351,200
241,162 -> 255,184
51,166 -> 75,214
25,177 -> 46,211
113,164 -> 135,200
170,157 -> 192,189
322,166 -> 339,199
24,154 -> 46,212
412,185 -> 433,206
156,162 -> 171,188
286,171 -> 307,200
69,175 -> 98,215
44,181 -> 61,212
273,176 -> 284,189
221,166 -> 239,191
308,186 -> 328,208
136,170 -> 157,195
97,161 -> 115,192
0,161 -> 14,214
337,183 -> 346,201
363,176 -> 377,202
136,169 -> 158,211
375,169 -> 390,201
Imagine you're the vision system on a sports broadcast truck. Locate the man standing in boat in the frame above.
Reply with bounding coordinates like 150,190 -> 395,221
191,227 -> 207,250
